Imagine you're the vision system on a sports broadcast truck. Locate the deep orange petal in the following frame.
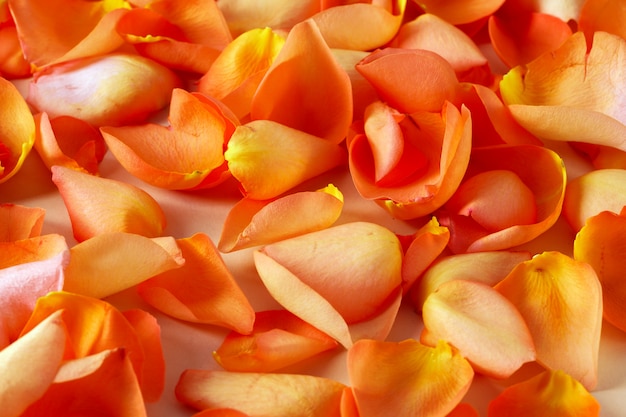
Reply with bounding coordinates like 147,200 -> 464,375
578,0 -> 626,46
0,26 -> 32,79
0,203 -> 45,241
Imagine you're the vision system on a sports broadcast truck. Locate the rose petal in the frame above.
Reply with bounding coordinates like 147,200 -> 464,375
0,26 -> 31,79
0,234 -> 68,269
578,0 -> 626,43
0,203 -> 45,241
415,0 -> 505,25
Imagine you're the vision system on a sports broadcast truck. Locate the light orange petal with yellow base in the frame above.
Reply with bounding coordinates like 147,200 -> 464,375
225,120 -> 347,200
495,251 -> 603,390
175,370 -> 345,416
421,279 -> 536,379
574,209 -> 626,332
51,165 -> 166,242
0,203 -> 45,241
63,233 -> 184,299
218,184 -> 343,252
137,233 -> 255,334
416,0 -> 505,25
251,19 -> 353,144
0,311 -> 66,417
213,309 -> 338,372
254,222 -> 403,348
0,77 -> 35,184
0,234 -> 68,269
487,369 -> 600,417
347,339 -> 474,417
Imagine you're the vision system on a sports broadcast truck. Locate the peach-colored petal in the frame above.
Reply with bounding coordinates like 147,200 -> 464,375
51,165 -> 166,241
0,311 -> 66,417
137,233 -> 255,333
574,209 -> 626,332
347,339 -> 474,417
0,77 -> 35,183
176,370 -> 345,416
312,0 -> 406,50
251,20 -> 353,144
27,53 -> 181,127
421,279 -> 536,379
0,203 -> 45,241
63,233 -> 185,299
563,168 -> 626,232
331,48 -> 378,121
213,309 -> 339,372
578,0 -> 626,46
197,27 -> 286,120
225,120 -> 347,200
34,112 -> 106,174
0,26 -> 32,79
254,222 -> 403,347
218,184 -> 344,252
416,0 -> 505,25
487,369 -> 600,417
0,250 -> 68,349
0,234 -> 68,269
21,348 -> 147,417
410,250 -> 532,310
495,251 -> 603,390
356,48 -> 459,114
102,90 -> 236,190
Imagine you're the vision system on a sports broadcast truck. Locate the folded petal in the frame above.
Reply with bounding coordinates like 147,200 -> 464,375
225,120 -> 347,200
176,370 -> 345,416
0,203 -> 45,241
495,251 -> 603,390
63,233 -> 185,299
487,369 -> 600,417
347,339 -> 474,417
101,89 -> 237,190
27,53 -> 181,127
213,309 -> 339,372
218,184 -> 343,252
137,233 -> 255,333
51,165 -> 167,241
415,0 -> 506,25
0,26 -> 32,79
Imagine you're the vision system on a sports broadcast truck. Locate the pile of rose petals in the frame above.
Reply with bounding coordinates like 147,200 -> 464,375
1,0 -> 626,415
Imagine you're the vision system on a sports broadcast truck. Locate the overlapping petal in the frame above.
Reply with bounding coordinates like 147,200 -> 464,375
578,0 -> 626,42
415,0 -> 506,25
213,309 -> 338,372
101,89 -> 238,190
0,234 -> 68,269
0,26 -> 31,79
495,251 -> 603,390
137,233 -> 254,333
0,203 -> 45,241
218,184 -> 343,252
51,165 -> 167,241
347,339 -> 474,417
254,222 -> 403,348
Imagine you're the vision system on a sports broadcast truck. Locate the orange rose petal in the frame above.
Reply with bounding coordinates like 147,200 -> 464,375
0,311 -> 66,417
213,309 -> 339,372
311,1 -> 405,50
579,0 -> 626,43
251,19 -> 352,144
347,339 -> 474,417
0,250 -> 68,348
0,26 -> 32,79
22,348 -> 147,417
101,89 -> 237,190
495,252 -> 603,390
356,48 -> 459,114
0,203 -> 45,241
254,222 -> 403,347
27,53 -> 181,127
34,113 -> 106,174
192,410 -> 249,417
64,233 -> 185,299
563,169 -> 626,232
340,387 -> 360,417
487,369 -> 600,417
175,370 -> 345,416
197,27 -> 286,120
410,250 -> 532,310
574,209 -> 626,332
421,279 -> 536,379
51,165 -> 166,241
218,184 -> 343,252
448,403 -> 480,417
0,77 -> 35,183
137,233 -> 255,334
225,120 -> 347,200
331,48 -> 378,121
0,234 -> 69,269
416,0 -> 505,25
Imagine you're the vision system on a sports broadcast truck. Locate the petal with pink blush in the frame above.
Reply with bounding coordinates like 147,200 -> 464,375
51,165 -> 166,242
218,184 -> 343,252
254,222 -> 403,347
175,370 -> 345,416
421,279 -> 536,379
225,120 -> 347,200
213,309 -> 338,372
416,0 -> 505,25
0,203 -> 45,241
347,339 -> 474,417
63,233 -> 185,299
495,252 -> 603,390
138,233 -> 255,334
